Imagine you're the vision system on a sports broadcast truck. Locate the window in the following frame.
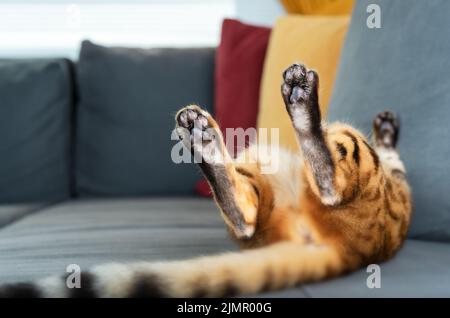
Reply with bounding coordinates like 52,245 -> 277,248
0,0 -> 235,58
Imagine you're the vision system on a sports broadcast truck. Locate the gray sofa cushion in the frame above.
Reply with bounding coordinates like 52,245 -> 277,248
75,41 -> 215,197
0,59 -> 72,203
304,240 -> 450,297
0,198 -> 448,297
0,204 -> 44,229
0,198 -> 236,284
0,198 -> 308,297
327,0 -> 450,241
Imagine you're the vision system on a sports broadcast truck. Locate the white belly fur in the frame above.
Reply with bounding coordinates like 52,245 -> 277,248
235,143 -> 303,209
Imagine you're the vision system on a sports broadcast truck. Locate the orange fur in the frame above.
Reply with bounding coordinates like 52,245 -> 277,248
163,103 -> 412,297
0,66 -> 413,299
156,64 -> 412,297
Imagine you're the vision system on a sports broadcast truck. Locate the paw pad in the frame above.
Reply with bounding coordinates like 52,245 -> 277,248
176,106 -> 214,141
281,63 -> 318,105
373,111 -> 399,148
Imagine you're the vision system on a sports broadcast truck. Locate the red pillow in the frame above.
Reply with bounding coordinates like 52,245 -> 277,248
195,19 -> 271,197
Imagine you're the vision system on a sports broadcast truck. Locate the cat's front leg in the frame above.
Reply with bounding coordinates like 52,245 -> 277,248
175,105 -> 258,239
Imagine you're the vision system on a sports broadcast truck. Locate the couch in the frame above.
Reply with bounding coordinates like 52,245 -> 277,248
1,0 -> 450,297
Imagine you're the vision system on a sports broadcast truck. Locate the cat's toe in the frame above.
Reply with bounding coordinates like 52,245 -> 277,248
283,63 -> 307,85
175,105 -> 220,151
176,106 -> 209,130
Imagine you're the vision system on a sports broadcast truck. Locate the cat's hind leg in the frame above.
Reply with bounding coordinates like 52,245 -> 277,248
175,105 -> 259,239
372,111 -> 412,245
372,111 -> 405,177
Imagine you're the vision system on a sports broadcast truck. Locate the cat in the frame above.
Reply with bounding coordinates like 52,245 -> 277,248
0,63 -> 412,298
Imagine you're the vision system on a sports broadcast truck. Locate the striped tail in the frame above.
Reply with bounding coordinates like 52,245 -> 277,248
0,242 -> 344,298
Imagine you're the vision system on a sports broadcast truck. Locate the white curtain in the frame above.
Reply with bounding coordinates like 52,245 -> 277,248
0,0 -> 235,58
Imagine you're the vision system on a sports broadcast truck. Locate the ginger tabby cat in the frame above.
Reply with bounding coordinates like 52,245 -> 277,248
0,63 -> 412,298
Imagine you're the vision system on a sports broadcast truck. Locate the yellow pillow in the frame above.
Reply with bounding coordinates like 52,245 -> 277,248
257,15 -> 349,151
280,0 -> 354,15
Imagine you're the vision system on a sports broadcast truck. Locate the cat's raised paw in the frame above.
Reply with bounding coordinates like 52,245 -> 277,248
373,111 -> 399,148
175,105 -> 225,165
281,63 -> 318,105
175,105 -> 217,143
281,63 -> 321,133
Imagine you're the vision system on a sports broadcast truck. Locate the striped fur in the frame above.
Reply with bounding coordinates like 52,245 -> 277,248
0,63 -> 412,298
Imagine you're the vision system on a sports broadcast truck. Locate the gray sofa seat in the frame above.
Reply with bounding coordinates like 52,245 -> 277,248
304,240 -> 450,298
0,204 -> 47,229
0,198 -> 449,298
0,198 -> 235,284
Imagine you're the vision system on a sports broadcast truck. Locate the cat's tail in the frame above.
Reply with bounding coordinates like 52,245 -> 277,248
0,242 -> 345,298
